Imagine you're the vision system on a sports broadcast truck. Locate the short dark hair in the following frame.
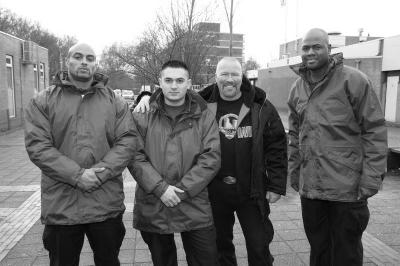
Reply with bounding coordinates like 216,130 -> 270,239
161,60 -> 190,76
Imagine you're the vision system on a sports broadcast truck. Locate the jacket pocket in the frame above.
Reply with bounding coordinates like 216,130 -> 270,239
321,97 -> 352,124
325,146 -> 362,173
135,187 -> 159,204
319,146 -> 362,194
41,174 -> 61,194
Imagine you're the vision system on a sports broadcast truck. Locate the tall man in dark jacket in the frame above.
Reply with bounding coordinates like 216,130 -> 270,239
25,43 -> 137,266
135,57 -> 288,266
129,60 -> 221,266
288,28 -> 387,266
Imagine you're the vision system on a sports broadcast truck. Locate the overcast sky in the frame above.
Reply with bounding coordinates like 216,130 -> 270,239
1,0 -> 399,67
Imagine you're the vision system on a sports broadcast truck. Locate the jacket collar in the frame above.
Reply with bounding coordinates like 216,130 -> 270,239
290,53 -> 343,83
54,71 -> 109,94
149,89 -> 208,117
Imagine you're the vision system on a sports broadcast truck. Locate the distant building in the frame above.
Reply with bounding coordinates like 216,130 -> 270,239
257,34 -> 400,125
0,31 -> 49,133
194,22 -> 244,83
279,32 -> 381,59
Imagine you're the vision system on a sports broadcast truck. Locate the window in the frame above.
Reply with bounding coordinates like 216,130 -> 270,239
39,62 -> 45,89
33,64 -> 39,92
6,55 -> 16,118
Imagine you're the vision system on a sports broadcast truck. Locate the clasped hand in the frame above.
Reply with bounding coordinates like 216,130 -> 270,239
76,167 -> 105,192
160,185 -> 184,207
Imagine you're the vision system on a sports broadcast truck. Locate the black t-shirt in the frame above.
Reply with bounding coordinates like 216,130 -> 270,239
216,95 -> 252,196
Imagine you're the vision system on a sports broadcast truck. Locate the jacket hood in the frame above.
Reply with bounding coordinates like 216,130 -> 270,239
290,52 -> 344,80
199,75 -> 266,107
54,71 -> 109,89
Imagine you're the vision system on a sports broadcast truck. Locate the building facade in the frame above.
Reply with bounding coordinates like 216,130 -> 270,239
0,31 -> 49,133
257,35 -> 400,125
196,22 -> 244,64
195,22 -> 244,83
279,33 -> 381,59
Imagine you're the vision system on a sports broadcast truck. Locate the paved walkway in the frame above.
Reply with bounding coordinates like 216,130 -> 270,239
0,130 -> 399,265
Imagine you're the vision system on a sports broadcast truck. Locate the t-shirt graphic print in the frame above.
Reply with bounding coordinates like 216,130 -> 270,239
219,113 -> 252,140
219,113 -> 239,140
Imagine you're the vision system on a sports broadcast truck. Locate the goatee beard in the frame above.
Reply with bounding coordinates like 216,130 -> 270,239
69,72 -> 93,82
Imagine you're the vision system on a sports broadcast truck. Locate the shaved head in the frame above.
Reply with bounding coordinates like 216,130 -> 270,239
67,43 -> 96,60
303,28 -> 330,46
216,57 -> 242,75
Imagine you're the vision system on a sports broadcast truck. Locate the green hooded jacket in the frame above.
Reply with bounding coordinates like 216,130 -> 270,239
25,71 -> 138,224
288,53 -> 387,201
129,91 -> 221,233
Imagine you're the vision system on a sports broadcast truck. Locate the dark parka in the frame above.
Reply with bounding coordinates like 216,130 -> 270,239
129,92 -> 221,234
25,71 -> 137,225
200,77 -> 288,219
288,53 -> 387,201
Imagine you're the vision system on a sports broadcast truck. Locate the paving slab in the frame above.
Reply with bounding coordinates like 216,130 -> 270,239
0,130 -> 400,265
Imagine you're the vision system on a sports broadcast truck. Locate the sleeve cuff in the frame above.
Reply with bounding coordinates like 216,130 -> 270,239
359,175 -> 382,190
95,168 -> 112,184
266,185 -> 286,196
153,182 -> 169,198
73,168 -> 85,188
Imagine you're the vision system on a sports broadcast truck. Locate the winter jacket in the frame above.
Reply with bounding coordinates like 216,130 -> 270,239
288,53 -> 387,202
25,71 -> 137,225
200,77 -> 287,219
129,92 -> 221,234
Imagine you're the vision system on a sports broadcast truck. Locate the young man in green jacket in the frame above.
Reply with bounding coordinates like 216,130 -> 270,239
129,60 -> 221,266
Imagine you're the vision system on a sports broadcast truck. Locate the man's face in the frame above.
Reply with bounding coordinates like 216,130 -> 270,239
301,36 -> 331,70
159,67 -> 191,106
216,60 -> 242,100
67,45 -> 97,82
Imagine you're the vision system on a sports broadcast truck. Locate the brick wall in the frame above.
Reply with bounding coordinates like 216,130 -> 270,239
0,32 -> 48,132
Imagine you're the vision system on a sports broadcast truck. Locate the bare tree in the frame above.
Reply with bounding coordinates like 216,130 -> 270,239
0,8 -> 77,81
99,0 -> 217,85
58,35 -> 78,71
221,0 -> 239,56
243,57 -> 261,72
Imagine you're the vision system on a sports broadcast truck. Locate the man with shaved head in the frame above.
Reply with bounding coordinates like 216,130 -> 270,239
135,57 -> 287,265
288,28 -> 387,265
25,43 -> 138,265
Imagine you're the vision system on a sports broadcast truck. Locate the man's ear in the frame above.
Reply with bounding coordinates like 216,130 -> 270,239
328,44 -> 332,54
188,79 -> 192,87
